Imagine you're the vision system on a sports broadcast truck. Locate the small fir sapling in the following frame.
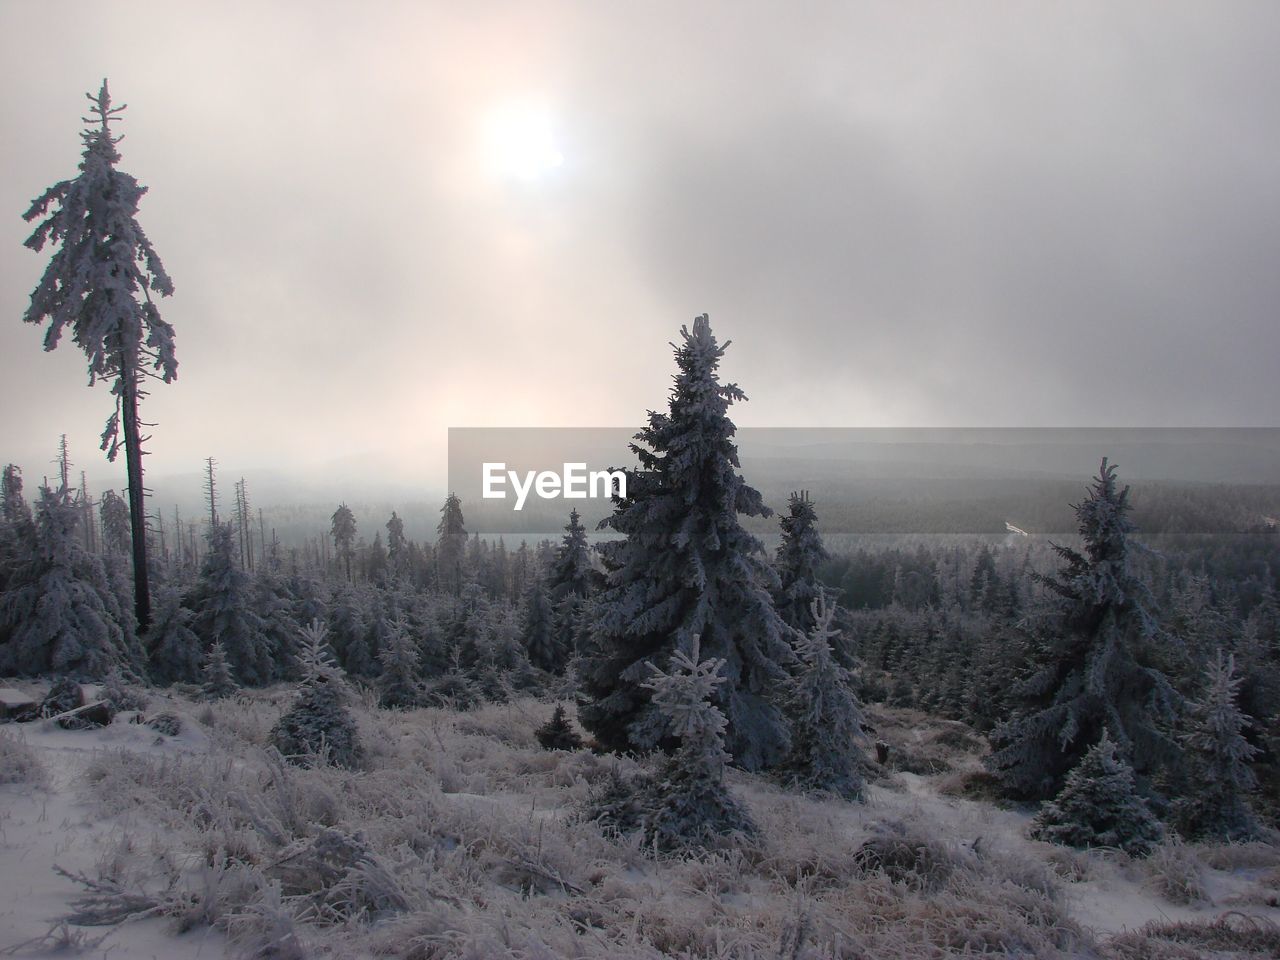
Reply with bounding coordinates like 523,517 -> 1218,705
1173,651 -> 1260,841
201,640 -> 239,700
376,615 -> 423,709
1030,729 -> 1163,857
270,620 -> 363,769
536,703 -> 584,751
782,592 -> 869,801
641,638 -> 757,853
775,491 -> 830,635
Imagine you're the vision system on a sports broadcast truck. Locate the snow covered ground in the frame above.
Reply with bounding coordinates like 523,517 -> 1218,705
2,685 -> 1277,959
1,691 -> 226,958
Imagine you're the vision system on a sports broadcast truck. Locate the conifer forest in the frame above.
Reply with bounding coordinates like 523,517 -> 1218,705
2,5 -> 1280,959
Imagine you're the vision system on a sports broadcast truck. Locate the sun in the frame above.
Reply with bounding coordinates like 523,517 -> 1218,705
483,100 -> 565,181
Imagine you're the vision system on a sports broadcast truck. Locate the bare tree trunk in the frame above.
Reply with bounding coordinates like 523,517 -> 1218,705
121,368 -> 151,633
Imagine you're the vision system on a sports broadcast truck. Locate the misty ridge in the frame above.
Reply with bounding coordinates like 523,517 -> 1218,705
4,7 -> 1280,956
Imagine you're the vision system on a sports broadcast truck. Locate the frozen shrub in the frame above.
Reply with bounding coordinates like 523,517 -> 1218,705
223,879 -> 308,960
145,712 -> 182,737
535,703 -> 583,751
0,729 -> 47,786
1198,841 -> 1280,871
1108,914 -> 1280,959
586,764 -> 655,838
266,828 -> 410,921
1030,729 -> 1163,856
1143,838 -> 1208,905
99,666 -> 148,712
1043,846 -> 1092,883
853,818 -> 963,891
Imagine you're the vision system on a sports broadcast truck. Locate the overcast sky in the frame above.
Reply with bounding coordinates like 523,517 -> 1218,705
2,1 -> 1277,494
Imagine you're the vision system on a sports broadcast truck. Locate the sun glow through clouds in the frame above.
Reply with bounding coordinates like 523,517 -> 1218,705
483,100 -> 565,181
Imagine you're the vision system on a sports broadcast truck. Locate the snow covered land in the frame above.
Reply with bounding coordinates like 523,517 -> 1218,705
2,685 -> 1278,958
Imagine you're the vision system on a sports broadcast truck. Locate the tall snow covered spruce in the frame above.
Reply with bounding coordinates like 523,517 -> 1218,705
1174,651 -> 1260,840
986,459 -> 1180,799
782,592 -> 868,801
22,81 -> 177,634
775,491 -> 830,635
188,522 -> 274,686
579,315 -> 795,771
331,504 -> 357,582
0,465 -> 34,656
548,508 -> 600,603
521,575 -> 564,673
436,494 -> 467,596
547,508 -> 601,659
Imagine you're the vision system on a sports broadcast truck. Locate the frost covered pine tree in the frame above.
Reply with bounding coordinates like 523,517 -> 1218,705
1175,651 -> 1260,840
986,459 -> 1180,799
188,522 -> 275,685
377,615 -> 423,709
22,81 -> 177,634
270,620 -> 363,769
579,315 -> 795,772
385,511 -> 407,580
0,466 -> 35,643
145,577 -> 202,683
1029,729 -> 1163,857
200,639 -> 239,699
536,703 -> 584,751
783,592 -> 868,801
775,491 -> 830,635
0,481 -> 142,679
331,503 -> 356,582
548,508 -> 599,602
521,574 -> 565,673
436,494 -> 467,596
641,638 -> 756,853
327,584 -> 371,676
547,508 -> 600,656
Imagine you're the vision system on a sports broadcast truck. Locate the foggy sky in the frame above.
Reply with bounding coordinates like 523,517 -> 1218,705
2,1 -> 1278,496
